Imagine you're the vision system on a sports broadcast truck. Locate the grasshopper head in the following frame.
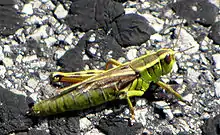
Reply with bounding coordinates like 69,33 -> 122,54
157,49 -> 176,75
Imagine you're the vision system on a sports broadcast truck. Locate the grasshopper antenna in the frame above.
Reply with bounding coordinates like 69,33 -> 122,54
173,19 -> 184,50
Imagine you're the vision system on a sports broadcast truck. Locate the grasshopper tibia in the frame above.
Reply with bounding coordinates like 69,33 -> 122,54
156,81 -> 190,105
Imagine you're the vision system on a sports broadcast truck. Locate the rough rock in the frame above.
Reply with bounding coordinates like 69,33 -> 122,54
0,87 -> 32,134
66,0 -> 124,31
111,14 -> 156,47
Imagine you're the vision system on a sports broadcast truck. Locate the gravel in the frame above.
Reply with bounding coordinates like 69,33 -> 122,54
0,0 -> 220,135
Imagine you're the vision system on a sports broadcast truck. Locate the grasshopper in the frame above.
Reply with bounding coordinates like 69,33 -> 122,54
30,48 -> 188,120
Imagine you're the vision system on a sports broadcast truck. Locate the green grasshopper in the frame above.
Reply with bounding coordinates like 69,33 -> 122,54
30,48 -> 188,120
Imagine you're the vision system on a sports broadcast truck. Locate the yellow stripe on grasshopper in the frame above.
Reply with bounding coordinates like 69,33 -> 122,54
51,70 -> 105,83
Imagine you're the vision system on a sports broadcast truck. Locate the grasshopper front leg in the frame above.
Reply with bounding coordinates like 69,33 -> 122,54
156,81 -> 190,105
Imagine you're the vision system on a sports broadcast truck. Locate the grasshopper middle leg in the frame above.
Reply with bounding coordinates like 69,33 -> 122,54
119,90 -> 145,120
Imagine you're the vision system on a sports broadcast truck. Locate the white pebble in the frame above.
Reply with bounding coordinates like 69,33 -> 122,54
0,65 -> 6,78
44,37 -> 57,46
80,118 -> 92,130
213,54 -> 220,70
3,57 -> 13,67
22,3 -> 33,15
214,78 -> 220,97
41,0 -> 49,3
127,49 -> 137,60
54,4 -> 68,19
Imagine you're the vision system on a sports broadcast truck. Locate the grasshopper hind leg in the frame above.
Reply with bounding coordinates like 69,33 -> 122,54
105,59 -> 123,70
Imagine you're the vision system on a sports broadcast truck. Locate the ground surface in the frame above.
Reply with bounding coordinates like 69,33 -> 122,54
0,0 -> 220,135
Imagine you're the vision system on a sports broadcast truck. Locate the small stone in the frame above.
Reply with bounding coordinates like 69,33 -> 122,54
57,34 -> 65,41
44,37 -> 57,46
54,4 -> 68,19
22,55 -> 38,63
172,61 -> 178,73
201,112 -> 210,120
89,46 -> 97,54
0,46 -> 4,61
175,77 -> 183,85
103,109 -> 113,115
123,108 -> 130,116
8,70 -> 13,76
16,55 -> 22,63
179,119 -> 190,132
183,93 -> 193,103
54,49 -> 66,60
141,2 -> 150,8
154,101 -> 168,108
186,62 -> 193,67
134,108 -> 148,126
10,89 -> 27,96
41,0 -> 49,3
127,49 -> 137,60
39,72 -> 49,81
213,54 -> 220,69
3,45 -> 11,53
5,79 -> 12,88
28,25 -> 49,40
22,3 -> 33,15
200,45 -> 209,52
11,40 -> 19,46
173,109 -> 183,116
26,15 -> 42,25
27,78 -> 39,89
45,1 -> 56,10
15,73 -> 22,78
154,101 -> 173,120
192,54 -> 200,60
30,61 -> 40,68
127,1 -> 137,6
200,53 -> 209,65
24,85 -> 34,93
32,0 -> 41,8
150,33 -> 163,42
187,68 -> 200,82
175,27 -> 199,54
3,57 -> 13,67
80,118 -> 92,130
89,33 -> 96,42
82,55 -> 90,60
214,78 -> 220,97
65,33 -> 73,45
15,28 -> 26,43
142,13 -> 164,32
136,99 -> 147,107
0,65 -> 6,78
125,8 -> 137,14
30,93 -> 38,102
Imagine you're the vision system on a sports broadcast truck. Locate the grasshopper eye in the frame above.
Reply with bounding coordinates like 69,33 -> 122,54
164,54 -> 171,64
